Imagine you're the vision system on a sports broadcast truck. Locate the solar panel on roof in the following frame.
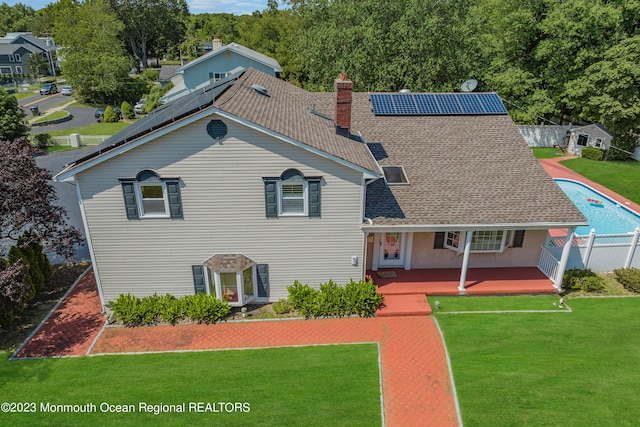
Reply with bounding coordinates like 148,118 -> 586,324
390,94 -> 419,115
370,92 -> 507,116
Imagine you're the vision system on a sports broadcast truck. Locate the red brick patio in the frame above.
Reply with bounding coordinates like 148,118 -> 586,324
14,269 -> 461,427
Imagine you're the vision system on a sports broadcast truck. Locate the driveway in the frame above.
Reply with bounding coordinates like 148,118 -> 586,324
36,149 -> 91,262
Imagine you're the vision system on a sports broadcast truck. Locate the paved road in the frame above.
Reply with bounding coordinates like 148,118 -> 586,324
36,149 -> 91,262
30,106 -> 98,134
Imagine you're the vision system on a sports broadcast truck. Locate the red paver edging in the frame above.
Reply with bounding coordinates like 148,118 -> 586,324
92,317 -> 459,426
14,269 -> 105,358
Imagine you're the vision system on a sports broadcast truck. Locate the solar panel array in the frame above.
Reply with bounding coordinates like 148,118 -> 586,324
370,93 -> 507,116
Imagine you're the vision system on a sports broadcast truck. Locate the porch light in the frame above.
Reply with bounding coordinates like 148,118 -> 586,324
241,307 -> 248,318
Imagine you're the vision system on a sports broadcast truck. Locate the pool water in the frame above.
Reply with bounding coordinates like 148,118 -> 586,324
555,179 -> 640,235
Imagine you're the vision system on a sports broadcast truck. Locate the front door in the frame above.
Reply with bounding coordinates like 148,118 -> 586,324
378,232 -> 405,267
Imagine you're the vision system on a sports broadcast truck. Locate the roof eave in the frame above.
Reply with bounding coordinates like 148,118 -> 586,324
360,221 -> 589,232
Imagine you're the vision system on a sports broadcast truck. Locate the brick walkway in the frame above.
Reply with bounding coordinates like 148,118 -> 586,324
16,268 -> 461,426
14,269 -> 104,358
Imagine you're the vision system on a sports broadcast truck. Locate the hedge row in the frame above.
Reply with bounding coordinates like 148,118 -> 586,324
581,147 -> 606,161
563,268 -> 605,292
287,279 -> 384,318
110,293 -> 231,326
614,268 -> 640,293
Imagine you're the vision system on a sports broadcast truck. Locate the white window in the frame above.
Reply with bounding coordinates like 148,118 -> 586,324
8,54 -> 15,62
206,264 -> 257,307
0,67 -> 12,75
135,182 -> 169,218
279,181 -> 307,215
470,230 -> 505,252
15,54 -> 21,62
594,138 -> 603,148
443,230 -> 509,253
15,66 -> 22,74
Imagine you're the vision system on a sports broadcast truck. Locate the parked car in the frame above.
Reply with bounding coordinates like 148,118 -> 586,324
95,106 -> 122,121
61,85 -> 74,96
134,98 -> 146,115
39,83 -> 57,95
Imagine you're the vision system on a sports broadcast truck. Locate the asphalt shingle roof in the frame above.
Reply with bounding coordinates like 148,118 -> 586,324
310,92 -> 586,227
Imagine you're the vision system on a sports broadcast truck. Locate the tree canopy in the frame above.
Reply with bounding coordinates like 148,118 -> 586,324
0,88 -> 28,141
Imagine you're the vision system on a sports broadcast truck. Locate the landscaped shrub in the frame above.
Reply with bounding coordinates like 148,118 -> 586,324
345,278 -> 384,317
181,293 -> 231,324
287,279 -> 383,318
32,133 -> 52,149
120,101 -> 135,120
581,147 -> 605,161
110,293 -> 230,326
272,298 -> 293,314
103,105 -> 119,123
614,268 -> 640,293
563,268 -> 605,292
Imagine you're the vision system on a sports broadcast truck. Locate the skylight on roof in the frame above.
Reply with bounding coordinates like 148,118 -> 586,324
383,166 -> 409,185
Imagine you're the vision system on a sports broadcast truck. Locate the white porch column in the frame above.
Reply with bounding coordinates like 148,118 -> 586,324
458,231 -> 474,293
583,229 -> 596,269
403,232 -> 413,270
624,227 -> 640,268
554,227 -> 576,290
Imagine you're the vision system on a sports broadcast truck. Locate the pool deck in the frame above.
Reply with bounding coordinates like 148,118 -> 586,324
540,157 -> 640,235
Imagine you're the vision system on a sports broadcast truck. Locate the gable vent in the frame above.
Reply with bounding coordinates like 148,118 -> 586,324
207,119 -> 227,139
251,84 -> 269,96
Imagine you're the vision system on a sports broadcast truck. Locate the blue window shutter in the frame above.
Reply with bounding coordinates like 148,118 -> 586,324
192,265 -> 206,294
256,264 -> 269,297
513,230 -> 526,248
308,179 -> 321,217
264,180 -> 277,218
121,182 -> 139,219
434,232 -> 445,249
166,180 -> 183,219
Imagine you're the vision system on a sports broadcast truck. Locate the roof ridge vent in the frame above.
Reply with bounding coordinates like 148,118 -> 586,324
251,84 -> 269,96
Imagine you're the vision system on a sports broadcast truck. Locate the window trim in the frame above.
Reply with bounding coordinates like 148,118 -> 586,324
15,66 -> 22,75
8,54 -> 15,62
576,134 -> 589,147
15,54 -> 21,62
263,169 -> 322,219
119,169 -> 182,220
135,181 -> 170,218
207,265 -> 257,307
442,230 -> 516,253
278,180 -> 308,216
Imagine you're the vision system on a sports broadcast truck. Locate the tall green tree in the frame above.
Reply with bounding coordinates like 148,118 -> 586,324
28,52 -> 48,78
54,0 -> 130,104
109,0 -> 189,70
0,88 -> 28,141
0,3 -> 38,34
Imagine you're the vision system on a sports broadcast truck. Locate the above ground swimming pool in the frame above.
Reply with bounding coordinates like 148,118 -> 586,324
554,179 -> 640,235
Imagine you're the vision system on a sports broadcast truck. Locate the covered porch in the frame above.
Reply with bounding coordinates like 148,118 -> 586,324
370,267 -> 557,296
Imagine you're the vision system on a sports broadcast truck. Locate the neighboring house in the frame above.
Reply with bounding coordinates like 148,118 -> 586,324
0,32 -> 56,77
518,123 -> 612,155
55,69 -> 586,310
566,123 -> 612,156
158,64 -> 180,86
160,38 -> 282,104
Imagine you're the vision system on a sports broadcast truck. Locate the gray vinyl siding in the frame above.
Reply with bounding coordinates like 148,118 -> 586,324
77,115 -> 366,304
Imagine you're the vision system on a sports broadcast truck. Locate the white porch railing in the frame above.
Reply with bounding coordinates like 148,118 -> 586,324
537,247 -> 560,284
540,227 -> 640,274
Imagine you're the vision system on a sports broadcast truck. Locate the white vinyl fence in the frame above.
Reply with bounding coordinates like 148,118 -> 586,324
51,135 -> 111,147
540,228 -> 640,275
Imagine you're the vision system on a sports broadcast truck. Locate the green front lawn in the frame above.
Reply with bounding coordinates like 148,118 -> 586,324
560,157 -> 640,204
531,147 -> 567,159
43,121 -> 131,137
437,297 -> 640,426
0,344 -> 381,426
33,110 -> 69,123
429,295 -> 567,312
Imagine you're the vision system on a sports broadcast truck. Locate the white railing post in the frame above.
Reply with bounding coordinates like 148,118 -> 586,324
583,228 -> 596,269
624,227 -> 640,268
554,227 -> 576,290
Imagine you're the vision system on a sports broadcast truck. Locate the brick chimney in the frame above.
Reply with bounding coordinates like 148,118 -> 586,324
212,36 -> 223,50
334,72 -> 353,134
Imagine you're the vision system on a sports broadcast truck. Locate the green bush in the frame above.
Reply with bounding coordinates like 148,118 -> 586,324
563,268 -> 605,292
614,268 -> 640,293
103,105 -> 120,123
287,279 -> 383,318
581,147 -> 605,161
110,292 -> 230,326
121,101 -> 135,120
140,69 -> 160,82
272,298 -> 293,314
32,133 -> 52,149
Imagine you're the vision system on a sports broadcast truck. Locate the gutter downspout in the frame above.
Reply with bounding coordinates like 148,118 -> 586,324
363,217 -> 374,278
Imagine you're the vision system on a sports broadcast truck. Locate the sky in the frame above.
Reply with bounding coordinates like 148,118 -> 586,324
5,0 -> 270,15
